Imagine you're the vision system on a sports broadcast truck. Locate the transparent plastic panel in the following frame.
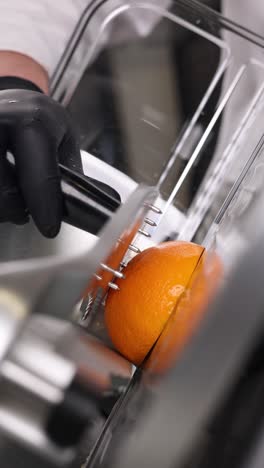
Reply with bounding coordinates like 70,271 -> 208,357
51,0 -> 264,246
180,59 -> 264,242
146,132 -> 264,379
50,0 -> 264,344
51,1 -> 231,241
82,118 -> 264,468
203,135 -> 264,270
46,4 -> 264,463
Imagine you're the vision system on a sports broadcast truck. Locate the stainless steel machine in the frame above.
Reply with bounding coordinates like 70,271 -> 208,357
1,1 -> 264,467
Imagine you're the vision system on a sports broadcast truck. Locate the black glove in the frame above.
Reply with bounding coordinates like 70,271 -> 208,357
0,76 -> 83,238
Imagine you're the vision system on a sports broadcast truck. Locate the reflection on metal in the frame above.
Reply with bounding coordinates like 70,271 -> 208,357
128,244 -> 141,254
144,203 -> 162,214
94,273 -> 103,281
100,263 -> 125,279
138,228 -> 151,238
82,293 -> 94,321
108,282 -> 120,291
144,218 -> 157,227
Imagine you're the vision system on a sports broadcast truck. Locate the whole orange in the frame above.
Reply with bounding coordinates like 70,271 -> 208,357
105,241 -> 204,365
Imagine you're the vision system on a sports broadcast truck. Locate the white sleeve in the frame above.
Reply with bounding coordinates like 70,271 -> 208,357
0,0 -> 86,77
0,0 -> 170,78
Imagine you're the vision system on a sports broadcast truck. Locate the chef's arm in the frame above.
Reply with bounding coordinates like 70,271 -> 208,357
0,51 -> 49,93
0,0 -> 85,236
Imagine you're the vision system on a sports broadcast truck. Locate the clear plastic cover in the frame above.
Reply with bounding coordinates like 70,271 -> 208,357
51,0 -> 264,344
51,0 -> 264,252
0,1 -> 263,356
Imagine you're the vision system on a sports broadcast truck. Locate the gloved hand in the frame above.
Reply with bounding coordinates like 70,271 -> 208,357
0,76 -> 83,238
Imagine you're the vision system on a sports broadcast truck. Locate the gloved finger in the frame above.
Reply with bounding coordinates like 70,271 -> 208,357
0,136 -> 28,224
58,125 -> 83,173
59,126 -> 121,203
11,122 -> 63,238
